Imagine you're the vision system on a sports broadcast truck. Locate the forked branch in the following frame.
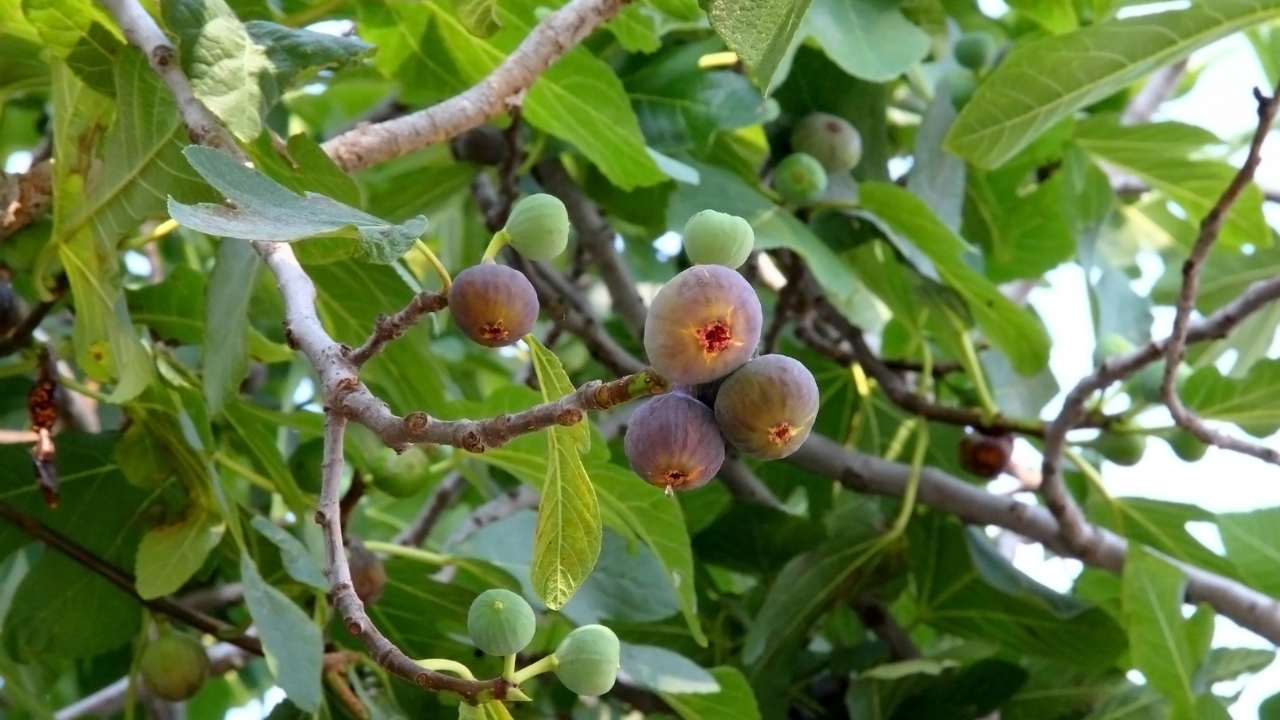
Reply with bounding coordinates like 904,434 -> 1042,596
1162,83 -> 1280,466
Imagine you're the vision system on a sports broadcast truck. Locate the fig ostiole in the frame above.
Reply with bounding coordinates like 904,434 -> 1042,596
448,262 -> 539,348
682,209 -> 754,269
791,112 -> 863,172
505,193 -> 571,261
625,392 -> 726,494
713,355 -> 819,460
140,630 -> 211,702
467,588 -> 537,657
643,265 -> 763,385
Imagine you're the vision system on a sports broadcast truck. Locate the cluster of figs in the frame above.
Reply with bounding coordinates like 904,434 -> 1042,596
626,211 -> 820,495
468,588 -> 621,696
447,169 -> 822,497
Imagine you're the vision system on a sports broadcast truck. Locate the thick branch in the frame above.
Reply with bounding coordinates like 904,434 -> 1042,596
1042,274 -> 1280,559
317,413 -> 510,703
0,502 -> 263,655
534,158 -> 648,336
788,435 -> 1280,645
321,0 -> 634,173
1162,84 -> 1280,466
717,458 -> 785,510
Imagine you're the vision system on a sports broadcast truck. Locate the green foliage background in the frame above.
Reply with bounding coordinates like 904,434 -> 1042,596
3,0 -> 1280,718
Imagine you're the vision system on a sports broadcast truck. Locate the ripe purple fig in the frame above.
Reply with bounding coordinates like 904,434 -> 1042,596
714,355 -> 818,460
643,265 -> 763,385
958,431 -> 1013,478
448,262 -> 539,348
624,393 -> 725,494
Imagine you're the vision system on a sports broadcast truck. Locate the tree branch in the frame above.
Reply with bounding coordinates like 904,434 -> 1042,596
1162,83 -> 1280,466
1121,59 -> 1189,126
1042,274 -> 1280,559
321,0 -> 635,173
347,291 -> 449,367
0,501 -> 263,655
317,413 -> 511,703
391,471 -> 468,547
533,158 -> 648,337
788,435 -> 1280,645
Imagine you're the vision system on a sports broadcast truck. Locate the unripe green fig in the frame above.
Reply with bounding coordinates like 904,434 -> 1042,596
683,210 -> 754,269
1129,361 -> 1193,405
1167,429 -> 1208,462
790,112 -> 862,172
1093,333 -> 1136,367
467,589 -> 536,656
773,153 -> 828,207
552,624 -> 620,696
1092,431 -> 1146,467
140,631 -> 210,702
369,446 -> 432,498
505,194 -> 570,261
954,31 -> 997,71
940,68 -> 978,110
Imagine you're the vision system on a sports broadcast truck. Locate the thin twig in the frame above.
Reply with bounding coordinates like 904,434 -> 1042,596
1121,59 -> 1189,126
1042,273 -> 1280,559
443,486 -> 541,550
717,458 -> 785,510
0,275 -> 68,357
321,0 -> 634,172
391,471 -> 468,547
0,502 -> 263,655
850,594 -> 919,661
317,413 -> 511,703
347,291 -> 449,367
1162,83 -> 1280,466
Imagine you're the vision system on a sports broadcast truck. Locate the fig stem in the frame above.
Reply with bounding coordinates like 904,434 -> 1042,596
415,658 -> 476,680
502,654 -> 517,682
1063,447 -> 1108,498
888,420 -> 930,538
362,541 -> 450,566
481,229 -> 512,261
414,240 -> 453,292
508,654 -> 558,685
951,315 -> 999,422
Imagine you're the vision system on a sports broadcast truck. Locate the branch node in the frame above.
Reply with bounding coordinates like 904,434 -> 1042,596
403,412 -> 429,434
556,408 -> 584,426
462,431 -> 485,454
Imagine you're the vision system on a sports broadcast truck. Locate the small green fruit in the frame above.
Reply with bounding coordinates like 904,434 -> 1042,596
940,68 -> 979,110
369,446 -> 432,498
1093,333 -> 1136,366
1092,431 -> 1146,467
505,193 -> 570,261
954,31 -> 997,70
140,632 -> 211,702
1129,362 -> 1193,405
683,210 -> 754,269
467,589 -> 536,656
791,112 -> 862,172
773,153 -> 828,207
553,624 -> 620,696
1167,429 -> 1208,462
